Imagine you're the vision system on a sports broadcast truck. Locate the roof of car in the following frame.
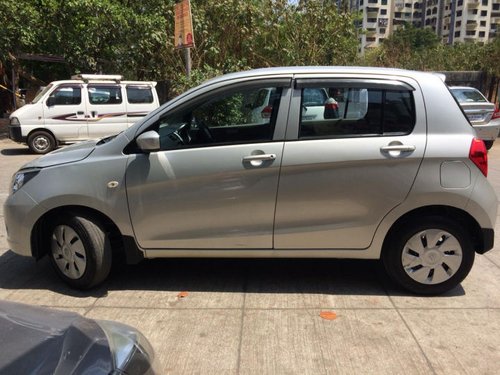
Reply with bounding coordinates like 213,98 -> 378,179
449,86 -> 480,91
48,80 -> 157,86
203,66 -> 436,85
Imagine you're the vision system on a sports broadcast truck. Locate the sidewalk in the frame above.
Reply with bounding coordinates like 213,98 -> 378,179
0,139 -> 499,374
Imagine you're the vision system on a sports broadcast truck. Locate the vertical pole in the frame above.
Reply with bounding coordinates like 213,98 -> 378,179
11,65 -> 17,111
184,48 -> 191,77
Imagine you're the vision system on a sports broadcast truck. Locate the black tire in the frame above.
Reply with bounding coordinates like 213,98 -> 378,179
28,131 -> 56,154
484,140 -> 494,150
382,217 -> 475,295
48,214 -> 112,289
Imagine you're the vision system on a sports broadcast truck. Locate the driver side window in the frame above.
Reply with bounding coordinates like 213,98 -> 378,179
156,86 -> 283,151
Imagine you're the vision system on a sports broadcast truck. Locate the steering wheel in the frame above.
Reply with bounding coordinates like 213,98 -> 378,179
173,122 -> 191,145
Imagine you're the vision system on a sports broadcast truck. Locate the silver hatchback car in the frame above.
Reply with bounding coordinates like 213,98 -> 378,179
4,67 -> 497,295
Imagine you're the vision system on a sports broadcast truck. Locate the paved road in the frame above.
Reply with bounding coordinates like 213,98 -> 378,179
1,138 -> 499,374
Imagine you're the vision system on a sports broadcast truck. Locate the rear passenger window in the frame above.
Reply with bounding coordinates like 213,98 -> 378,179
88,85 -> 122,105
299,84 -> 415,139
127,86 -> 154,104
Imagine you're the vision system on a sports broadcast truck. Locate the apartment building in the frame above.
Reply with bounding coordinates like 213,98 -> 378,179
351,0 -> 500,53
439,0 -> 500,44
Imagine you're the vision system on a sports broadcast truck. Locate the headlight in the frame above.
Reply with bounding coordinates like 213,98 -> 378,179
11,169 -> 40,194
97,320 -> 159,375
10,117 -> 20,126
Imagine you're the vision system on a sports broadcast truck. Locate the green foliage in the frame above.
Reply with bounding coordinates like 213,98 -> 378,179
1,0 -> 498,104
363,25 -> 499,75
0,0 -> 360,97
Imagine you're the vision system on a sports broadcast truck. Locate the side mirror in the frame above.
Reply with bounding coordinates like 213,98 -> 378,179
46,97 -> 56,107
136,130 -> 160,152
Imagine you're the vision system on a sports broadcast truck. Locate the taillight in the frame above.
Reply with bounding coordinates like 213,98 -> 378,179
469,138 -> 488,177
492,104 -> 500,120
325,102 -> 338,111
261,106 -> 272,119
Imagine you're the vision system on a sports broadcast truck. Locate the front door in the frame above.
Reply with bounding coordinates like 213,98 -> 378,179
44,84 -> 88,142
126,81 -> 290,249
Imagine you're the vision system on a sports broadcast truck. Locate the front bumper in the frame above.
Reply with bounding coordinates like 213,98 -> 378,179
8,126 -> 25,143
4,190 -> 39,257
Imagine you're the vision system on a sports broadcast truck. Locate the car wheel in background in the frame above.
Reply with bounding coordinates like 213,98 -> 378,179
28,131 -> 56,154
49,214 -> 112,289
484,140 -> 494,150
382,217 -> 475,295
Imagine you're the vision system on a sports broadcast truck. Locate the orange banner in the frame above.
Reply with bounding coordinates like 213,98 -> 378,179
174,0 -> 195,49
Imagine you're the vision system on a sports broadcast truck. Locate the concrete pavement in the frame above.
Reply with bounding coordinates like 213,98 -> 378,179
0,138 -> 499,374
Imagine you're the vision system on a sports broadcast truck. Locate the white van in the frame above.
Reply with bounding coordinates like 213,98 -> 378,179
8,74 -> 159,153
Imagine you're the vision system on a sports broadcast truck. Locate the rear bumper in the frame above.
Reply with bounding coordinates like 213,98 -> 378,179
473,122 -> 500,141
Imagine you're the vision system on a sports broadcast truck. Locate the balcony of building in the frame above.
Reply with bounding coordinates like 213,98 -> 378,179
467,0 -> 480,8
367,7 -> 379,17
466,20 -> 478,29
365,28 -> 378,37
364,42 -> 379,49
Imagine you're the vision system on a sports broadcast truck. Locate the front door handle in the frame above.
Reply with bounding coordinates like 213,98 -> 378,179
242,154 -> 277,162
380,145 -> 416,152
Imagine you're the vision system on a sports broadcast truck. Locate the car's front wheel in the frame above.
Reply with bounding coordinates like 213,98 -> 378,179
49,214 -> 112,289
27,131 -> 56,154
382,217 -> 475,295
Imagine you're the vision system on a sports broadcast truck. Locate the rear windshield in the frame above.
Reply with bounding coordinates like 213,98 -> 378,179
450,88 -> 487,103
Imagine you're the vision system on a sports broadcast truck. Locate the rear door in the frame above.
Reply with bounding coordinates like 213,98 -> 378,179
86,84 -> 127,139
274,77 -> 426,249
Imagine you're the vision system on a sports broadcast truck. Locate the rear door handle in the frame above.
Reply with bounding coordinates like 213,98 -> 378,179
380,145 -> 416,152
242,154 -> 277,162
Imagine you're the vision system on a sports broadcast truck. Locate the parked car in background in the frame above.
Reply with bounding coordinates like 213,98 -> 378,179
246,87 -> 330,123
449,86 -> 500,149
8,74 -> 159,154
4,67 -> 497,295
0,300 -> 158,374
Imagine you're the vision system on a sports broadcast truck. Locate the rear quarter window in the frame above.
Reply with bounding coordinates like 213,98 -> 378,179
126,86 -> 154,104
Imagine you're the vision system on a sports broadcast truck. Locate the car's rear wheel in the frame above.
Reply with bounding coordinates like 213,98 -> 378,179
49,214 -> 112,289
484,140 -> 494,150
28,131 -> 56,154
382,217 -> 475,295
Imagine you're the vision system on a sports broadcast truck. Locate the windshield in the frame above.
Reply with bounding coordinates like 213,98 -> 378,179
31,84 -> 53,104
